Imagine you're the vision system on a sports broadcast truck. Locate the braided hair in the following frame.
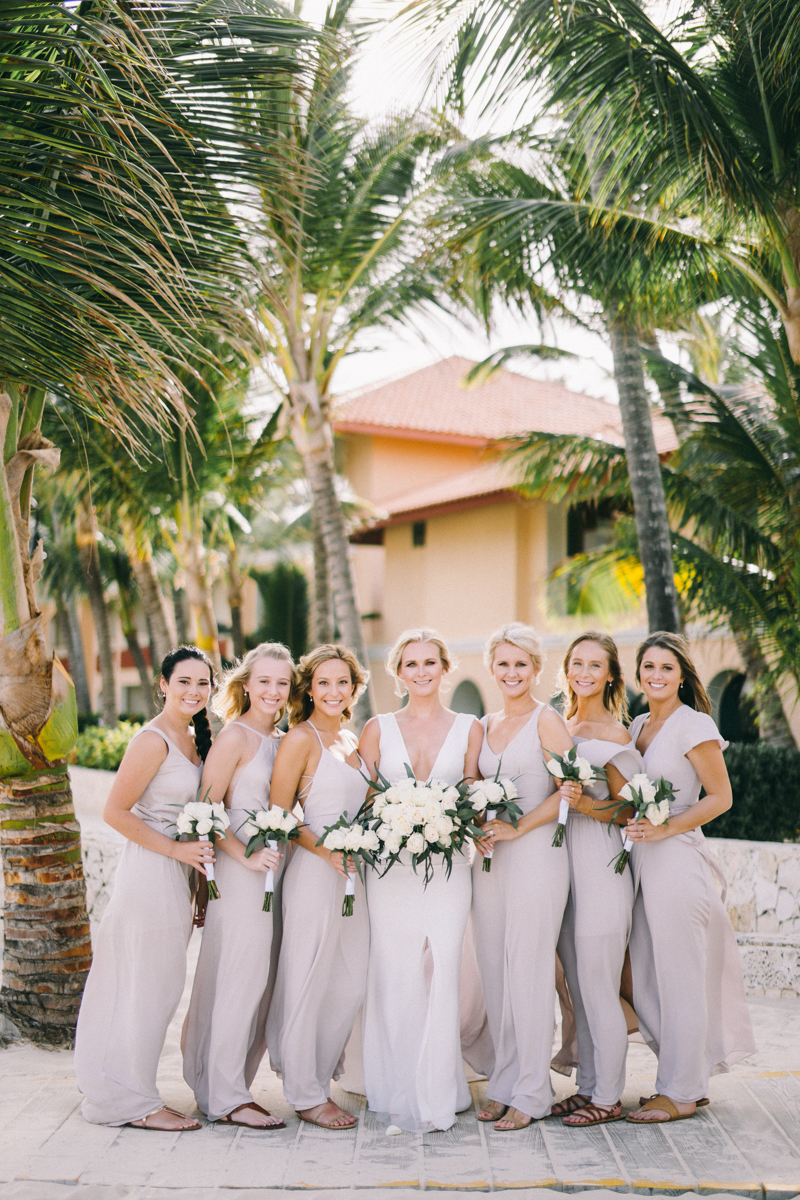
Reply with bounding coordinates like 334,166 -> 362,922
158,646 -> 216,760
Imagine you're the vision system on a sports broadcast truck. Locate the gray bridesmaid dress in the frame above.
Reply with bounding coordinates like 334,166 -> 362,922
182,724 -> 282,1120
628,705 -> 756,1101
472,703 -> 571,1119
75,725 -> 201,1125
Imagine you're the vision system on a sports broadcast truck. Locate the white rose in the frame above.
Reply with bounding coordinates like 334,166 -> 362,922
395,779 -> 417,799
546,759 -> 565,779
411,807 -> 427,826
324,829 -> 347,851
576,758 -> 594,782
437,815 -> 454,837
406,832 -> 425,855
176,813 -> 193,834
377,822 -> 394,841
373,795 -> 388,815
281,811 -> 298,833
470,790 -> 488,813
255,810 -> 272,830
645,799 -> 670,826
424,800 -> 441,822
438,833 -> 452,847
423,823 -> 440,843
241,820 -> 259,839
500,779 -> 518,800
384,831 -> 402,853
186,802 -> 204,818
344,827 -> 363,852
361,829 -> 380,853
442,786 -> 459,805
391,811 -> 413,836
484,781 -> 503,804
195,818 -> 212,836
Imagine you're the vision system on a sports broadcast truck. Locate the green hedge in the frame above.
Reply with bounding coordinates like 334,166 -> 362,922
705,742 -> 800,843
69,721 -> 142,771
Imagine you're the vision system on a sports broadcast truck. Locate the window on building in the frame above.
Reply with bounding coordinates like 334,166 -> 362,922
451,679 -> 485,718
412,520 -> 427,547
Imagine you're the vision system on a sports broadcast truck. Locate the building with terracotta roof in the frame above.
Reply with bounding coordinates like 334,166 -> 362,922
334,356 -> 759,733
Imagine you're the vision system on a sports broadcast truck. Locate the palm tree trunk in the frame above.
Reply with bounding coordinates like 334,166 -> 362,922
225,540 -> 245,659
75,503 -> 116,726
117,583 -> 156,716
62,596 -> 92,715
734,630 -> 796,747
311,504 -> 333,644
290,398 -> 373,726
121,517 -> 176,666
172,583 -> 189,646
180,521 -> 221,674
607,319 -> 681,633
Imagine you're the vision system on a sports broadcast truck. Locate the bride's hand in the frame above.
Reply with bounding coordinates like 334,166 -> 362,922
481,818 -> 519,843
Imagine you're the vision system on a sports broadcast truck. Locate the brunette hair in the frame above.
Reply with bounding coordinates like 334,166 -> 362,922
158,646 -> 216,760
212,642 -> 294,725
386,628 -> 454,698
484,622 -> 544,678
288,643 -> 368,726
635,631 -> 712,715
560,631 -> 628,723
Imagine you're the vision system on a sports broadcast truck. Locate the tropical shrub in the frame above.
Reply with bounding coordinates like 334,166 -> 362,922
706,744 -> 800,843
70,722 -> 142,772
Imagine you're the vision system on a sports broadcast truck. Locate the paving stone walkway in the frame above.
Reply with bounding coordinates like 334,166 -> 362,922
3,935 -> 800,1199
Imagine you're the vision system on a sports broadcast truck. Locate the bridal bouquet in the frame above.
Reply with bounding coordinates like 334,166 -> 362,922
466,770 -> 522,871
364,767 -> 483,885
174,786 -> 230,900
544,747 -> 606,847
317,815 -> 380,915
606,773 -> 676,873
240,806 -> 301,911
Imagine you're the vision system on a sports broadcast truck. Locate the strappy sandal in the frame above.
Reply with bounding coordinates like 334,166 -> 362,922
564,1101 -> 623,1127
626,1094 -> 696,1124
217,1102 -> 285,1129
639,1093 -> 708,1109
550,1093 -> 591,1117
128,1106 -> 201,1131
477,1100 -> 508,1123
297,1101 -> 356,1130
493,1107 -> 533,1131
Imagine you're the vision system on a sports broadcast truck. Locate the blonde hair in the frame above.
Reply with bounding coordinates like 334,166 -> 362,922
288,643 -> 368,726
484,622 -> 544,678
386,628 -> 454,698
635,631 -> 712,715
212,642 -> 294,725
559,631 -> 628,723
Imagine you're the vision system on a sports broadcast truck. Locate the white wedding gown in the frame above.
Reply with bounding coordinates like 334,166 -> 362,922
362,711 -> 476,1132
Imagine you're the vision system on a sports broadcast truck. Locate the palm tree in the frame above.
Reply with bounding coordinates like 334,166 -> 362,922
0,0 -> 314,1044
249,0 -> 456,720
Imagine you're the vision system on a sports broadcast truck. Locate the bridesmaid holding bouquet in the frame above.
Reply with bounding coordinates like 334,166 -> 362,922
266,644 -> 369,1130
471,623 -> 574,1131
182,643 -> 294,1128
75,647 -> 214,1130
625,632 -> 755,1124
553,632 -> 641,1127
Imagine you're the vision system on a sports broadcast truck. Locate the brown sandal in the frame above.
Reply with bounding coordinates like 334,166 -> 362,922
297,1101 -> 356,1130
550,1093 -> 591,1117
626,1095 -> 696,1124
128,1106 -> 201,1131
564,1101 -> 623,1127
494,1106 -> 533,1131
217,1102 -> 285,1129
639,1093 -> 708,1108
477,1100 -> 508,1122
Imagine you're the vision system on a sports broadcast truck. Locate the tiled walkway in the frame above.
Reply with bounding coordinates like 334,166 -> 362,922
2,935 -> 800,1199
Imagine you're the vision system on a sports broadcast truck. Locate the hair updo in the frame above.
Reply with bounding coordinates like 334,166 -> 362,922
158,646 -> 216,760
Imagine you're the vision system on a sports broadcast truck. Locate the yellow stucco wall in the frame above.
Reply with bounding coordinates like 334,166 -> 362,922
341,433 -> 482,505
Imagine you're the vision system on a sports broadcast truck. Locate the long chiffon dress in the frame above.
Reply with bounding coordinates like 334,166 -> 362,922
555,737 -> 641,1106
183,724 -> 282,1120
362,711 -> 476,1132
471,703 -> 571,1120
75,725 -> 201,1125
628,705 -> 756,1101
266,726 -> 369,1111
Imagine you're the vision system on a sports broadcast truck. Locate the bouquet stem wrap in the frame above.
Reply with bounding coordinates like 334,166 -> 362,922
199,835 -> 219,900
544,747 -> 606,848
240,806 -> 301,911
173,786 -> 230,902
264,839 -> 279,911
343,870 -> 356,917
482,809 -> 497,871
552,798 -> 570,848
604,773 -> 675,873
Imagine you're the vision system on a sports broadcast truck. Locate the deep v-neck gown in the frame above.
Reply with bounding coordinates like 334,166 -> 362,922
266,726 -> 369,1111
628,706 -> 755,1100
472,704 -> 571,1119
183,724 -> 283,1120
362,711 -> 475,1132
75,725 -> 201,1125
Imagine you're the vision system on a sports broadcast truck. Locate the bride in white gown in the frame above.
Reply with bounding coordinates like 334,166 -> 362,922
359,629 -> 483,1133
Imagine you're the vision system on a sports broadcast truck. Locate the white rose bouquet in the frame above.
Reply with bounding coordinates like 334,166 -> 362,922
316,815 -> 379,916
239,806 -> 301,911
544,746 -> 606,847
174,786 -> 230,900
466,769 -> 522,872
606,773 -> 676,873
363,765 -> 483,886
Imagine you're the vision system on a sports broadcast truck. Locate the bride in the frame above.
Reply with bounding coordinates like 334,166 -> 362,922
358,629 -> 483,1133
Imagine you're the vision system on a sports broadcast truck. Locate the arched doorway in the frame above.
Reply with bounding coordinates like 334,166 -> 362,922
451,679 -> 485,718
708,670 -> 758,743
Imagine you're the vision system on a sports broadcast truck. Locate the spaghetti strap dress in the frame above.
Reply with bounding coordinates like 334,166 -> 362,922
75,725 -> 201,1125
556,737 -> 641,1105
472,704 -> 570,1120
183,724 -> 282,1120
628,705 -> 756,1101
362,711 -> 476,1132
266,726 -> 369,1111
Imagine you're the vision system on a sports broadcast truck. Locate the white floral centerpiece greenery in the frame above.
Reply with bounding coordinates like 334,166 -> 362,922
466,768 -> 522,872
316,815 -> 380,916
174,785 -> 230,900
544,746 -> 607,847
604,773 -> 676,874
362,764 -> 484,886
239,806 -> 302,911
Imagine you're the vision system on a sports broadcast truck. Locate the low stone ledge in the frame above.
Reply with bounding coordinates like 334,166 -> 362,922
735,932 -> 800,999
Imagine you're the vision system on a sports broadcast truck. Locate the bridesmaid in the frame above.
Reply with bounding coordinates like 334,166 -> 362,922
75,647 -> 214,1129
471,623 -> 573,1131
182,643 -> 294,1128
625,632 -> 756,1124
266,644 -> 369,1130
359,629 -> 483,1133
553,632 -> 641,1127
